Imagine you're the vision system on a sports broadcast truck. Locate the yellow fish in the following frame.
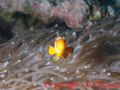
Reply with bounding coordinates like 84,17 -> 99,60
48,33 -> 73,62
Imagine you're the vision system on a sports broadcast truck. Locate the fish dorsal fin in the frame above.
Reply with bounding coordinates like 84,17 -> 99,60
56,32 -> 60,38
56,32 -> 62,40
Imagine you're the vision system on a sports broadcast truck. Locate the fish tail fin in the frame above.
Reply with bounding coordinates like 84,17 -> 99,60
63,47 -> 73,59
66,47 -> 73,54
48,45 -> 56,55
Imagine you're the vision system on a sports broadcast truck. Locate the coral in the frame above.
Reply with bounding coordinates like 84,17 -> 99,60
0,0 -> 89,29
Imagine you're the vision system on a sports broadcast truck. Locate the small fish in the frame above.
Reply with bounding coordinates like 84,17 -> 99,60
48,32 -> 73,62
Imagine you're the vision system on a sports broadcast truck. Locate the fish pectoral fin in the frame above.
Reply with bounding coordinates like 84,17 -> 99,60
61,56 -> 65,60
54,56 -> 59,62
48,45 -> 56,55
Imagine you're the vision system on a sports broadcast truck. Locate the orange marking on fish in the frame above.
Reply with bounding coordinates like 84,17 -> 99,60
48,33 -> 73,62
